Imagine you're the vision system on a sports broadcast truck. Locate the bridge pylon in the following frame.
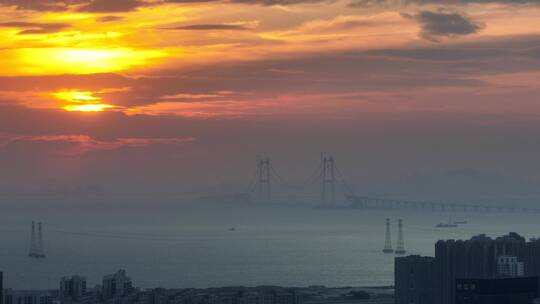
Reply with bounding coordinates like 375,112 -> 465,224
395,219 -> 406,255
383,218 -> 394,253
257,158 -> 271,202
321,154 -> 335,206
29,221 -> 46,258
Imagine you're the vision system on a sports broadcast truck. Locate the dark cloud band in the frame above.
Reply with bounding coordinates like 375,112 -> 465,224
2,0 -> 539,12
164,24 -> 250,30
350,0 -> 540,7
0,0 -> 331,12
0,21 -> 70,34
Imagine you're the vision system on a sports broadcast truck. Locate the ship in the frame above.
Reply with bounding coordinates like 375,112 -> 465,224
436,221 -> 458,228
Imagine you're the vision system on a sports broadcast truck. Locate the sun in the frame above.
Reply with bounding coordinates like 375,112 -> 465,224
53,90 -> 115,112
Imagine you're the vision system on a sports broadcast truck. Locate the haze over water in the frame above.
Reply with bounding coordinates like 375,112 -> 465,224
1,201 -> 539,290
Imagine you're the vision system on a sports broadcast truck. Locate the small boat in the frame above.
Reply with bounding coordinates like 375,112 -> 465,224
436,222 -> 458,228
228,227 -> 236,231
454,221 -> 468,225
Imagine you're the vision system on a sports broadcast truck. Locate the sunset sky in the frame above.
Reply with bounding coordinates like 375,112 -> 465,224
1,0 -> 540,204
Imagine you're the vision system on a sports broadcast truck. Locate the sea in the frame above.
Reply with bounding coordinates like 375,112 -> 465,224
1,200 -> 539,290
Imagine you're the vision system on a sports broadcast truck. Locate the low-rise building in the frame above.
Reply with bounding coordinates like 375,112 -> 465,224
3,290 -> 55,304
455,276 -> 539,304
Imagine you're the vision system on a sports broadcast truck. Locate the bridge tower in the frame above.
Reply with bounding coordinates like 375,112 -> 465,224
382,219 -> 394,253
257,158 -> 271,202
321,154 -> 335,205
395,219 -> 406,255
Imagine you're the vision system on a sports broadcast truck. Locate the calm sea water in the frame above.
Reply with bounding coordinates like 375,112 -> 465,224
1,201 -> 539,289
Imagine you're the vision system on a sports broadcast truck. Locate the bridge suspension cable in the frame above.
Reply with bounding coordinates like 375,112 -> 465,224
334,161 -> 356,196
268,162 -> 323,190
246,168 -> 259,193
247,154 -> 354,204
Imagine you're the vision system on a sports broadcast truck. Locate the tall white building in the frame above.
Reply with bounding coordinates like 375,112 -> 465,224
496,255 -> 524,277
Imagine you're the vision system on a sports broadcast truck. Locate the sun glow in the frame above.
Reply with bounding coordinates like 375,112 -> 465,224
63,104 -> 115,112
11,47 -> 166,75
53,90 -> 115,112
53,91 -> 101,102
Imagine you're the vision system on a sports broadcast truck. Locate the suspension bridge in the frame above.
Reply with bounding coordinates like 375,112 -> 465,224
239,154 -> 540,214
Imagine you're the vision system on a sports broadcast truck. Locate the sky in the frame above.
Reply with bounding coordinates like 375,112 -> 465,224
1,0 -> 540,206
